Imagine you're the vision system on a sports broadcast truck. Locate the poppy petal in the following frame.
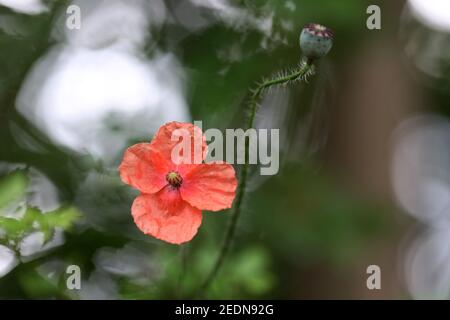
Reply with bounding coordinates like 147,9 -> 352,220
180,163 -> 237,211
131,188 -> 202,244
150,122 -> 207,168
119,143 -> 168,194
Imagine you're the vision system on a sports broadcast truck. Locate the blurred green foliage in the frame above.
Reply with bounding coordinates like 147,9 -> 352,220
116,244 -> 274,299
0,206 -> 80,245
250,163 -> 391,264
0,170 -> 28,208
0,170 -> 80,247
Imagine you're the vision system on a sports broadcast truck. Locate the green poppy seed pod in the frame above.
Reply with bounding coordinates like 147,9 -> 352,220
299,23 -> 334,62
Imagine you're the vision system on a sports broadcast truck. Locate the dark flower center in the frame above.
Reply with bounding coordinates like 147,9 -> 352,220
166,171 -> 183,188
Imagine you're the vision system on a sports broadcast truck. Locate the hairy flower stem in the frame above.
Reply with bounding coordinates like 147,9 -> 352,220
200,60 -> 314,294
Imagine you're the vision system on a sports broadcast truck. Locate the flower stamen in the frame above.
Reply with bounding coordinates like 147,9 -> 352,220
166,171 -> 183,188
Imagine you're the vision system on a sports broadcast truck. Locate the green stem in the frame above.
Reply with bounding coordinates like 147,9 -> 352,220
199,61 -> 313,295
177,244 -> 188,298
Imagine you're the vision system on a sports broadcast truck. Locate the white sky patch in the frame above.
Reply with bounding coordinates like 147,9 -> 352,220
408,0 -> 450,31
392,114 -> 450,299
405,229 -> 450,299
19,230 -> 65,261
63,0 -> 166,50
18,49 -> 189,163
0,245 -> 18,278
0,0 -> 48,15
27,168 -> 60,212
17,0 -> 189,164
190,0 -> 273,36
391,115 -> 450,225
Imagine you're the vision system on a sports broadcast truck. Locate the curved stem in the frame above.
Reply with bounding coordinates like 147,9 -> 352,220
199,61 -> 314,294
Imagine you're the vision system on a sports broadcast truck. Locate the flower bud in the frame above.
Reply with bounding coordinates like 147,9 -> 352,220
299,23 -> 334,61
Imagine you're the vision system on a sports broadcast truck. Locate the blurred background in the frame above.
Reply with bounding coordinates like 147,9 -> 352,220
0,0 -> 449,299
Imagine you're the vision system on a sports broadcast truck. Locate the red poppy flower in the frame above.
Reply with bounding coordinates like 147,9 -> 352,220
119,122 -> 237,244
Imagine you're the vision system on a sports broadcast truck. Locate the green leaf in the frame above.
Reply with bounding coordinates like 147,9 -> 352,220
0,170 -> 28,210
0,206 -> 81,244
